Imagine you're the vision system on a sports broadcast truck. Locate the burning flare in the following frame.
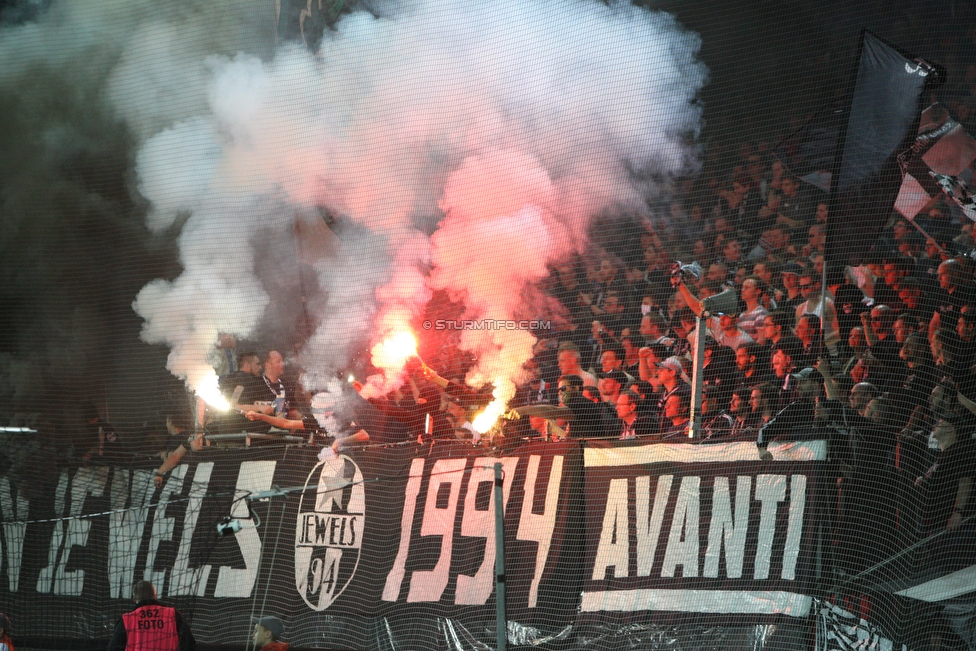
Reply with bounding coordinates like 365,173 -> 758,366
472,380 -> 511,434
371,331 -> 418,369
194,372 -> 231,411
359,329 -> 420,398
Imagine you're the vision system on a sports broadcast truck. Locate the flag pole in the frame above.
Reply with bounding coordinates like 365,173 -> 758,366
905,215 -> 948,255
819,30 -> 867,358
493,462 -> 508,651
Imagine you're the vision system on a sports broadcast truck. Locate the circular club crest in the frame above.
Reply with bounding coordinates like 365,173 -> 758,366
295,455 -> 365,610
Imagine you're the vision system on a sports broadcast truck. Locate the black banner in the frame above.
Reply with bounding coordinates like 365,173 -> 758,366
0,440 -> 826,649
581,440 -> 825,624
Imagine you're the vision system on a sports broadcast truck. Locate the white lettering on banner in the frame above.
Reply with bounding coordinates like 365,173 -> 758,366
214,461 -> 276,597
107,469 -> 156,598
382,458 -> 425,601
754,474 -> 787,580
516,455 -> 563,608
590,474 -> 806,587
384,455 -> 566,607
662,477 -> 700,578
298,514 -> 360,547
592,479 -> 628,579
36,471 -> 68,594
593,475 -> 675,581
636,475 -> 672,576
37,466 -> 109,595
455,458 -> 518,605
704,476 -> 751,579
782,475 -> 806,581
407,458 -> 467,603
144,465 -> 187,594
0,477 -> 28,592
169,462 -> 213,596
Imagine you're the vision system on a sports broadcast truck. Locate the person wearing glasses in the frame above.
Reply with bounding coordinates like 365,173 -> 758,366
794,270 -> 840,348
556,375 -> 605,438
756,310 -> 789,349
506,374 -> 607,439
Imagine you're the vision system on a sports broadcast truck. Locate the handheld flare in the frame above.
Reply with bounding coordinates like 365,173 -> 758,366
194,373 -> 231,411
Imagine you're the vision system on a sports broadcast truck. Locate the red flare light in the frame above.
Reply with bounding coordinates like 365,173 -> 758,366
371,331 -> 418,370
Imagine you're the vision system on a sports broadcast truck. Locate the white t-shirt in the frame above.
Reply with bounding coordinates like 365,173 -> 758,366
686,319 -> 754,352
738,305 -> 769,339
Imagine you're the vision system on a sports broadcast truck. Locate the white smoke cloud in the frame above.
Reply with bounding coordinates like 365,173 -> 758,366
127,0 -> 706,399
0,0 -> 276,419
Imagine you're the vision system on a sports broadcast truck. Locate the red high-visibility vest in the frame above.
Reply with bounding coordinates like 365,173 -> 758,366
121,605 -> 179,651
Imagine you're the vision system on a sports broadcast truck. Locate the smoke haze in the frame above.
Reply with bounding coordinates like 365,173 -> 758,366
132,0 -> 706,399
1,0 -> 966,439
0,0 -> 706,422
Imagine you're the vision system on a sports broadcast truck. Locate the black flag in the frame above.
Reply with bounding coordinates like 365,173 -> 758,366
778,32 -> 938,267
774,102 -> 845,193
823,32 -> 939,267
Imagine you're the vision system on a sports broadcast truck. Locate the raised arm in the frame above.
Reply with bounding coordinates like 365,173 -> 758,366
859,311 -> 878,347
677,280 -> 704,318
816,358 -> 839,400
638,347 -> 654,382
420,363 -> 450,389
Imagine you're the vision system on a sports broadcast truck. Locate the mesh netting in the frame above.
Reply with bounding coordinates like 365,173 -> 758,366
2,0 -> 976,650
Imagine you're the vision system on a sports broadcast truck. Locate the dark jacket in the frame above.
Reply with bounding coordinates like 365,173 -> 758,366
563,394 -> 606,438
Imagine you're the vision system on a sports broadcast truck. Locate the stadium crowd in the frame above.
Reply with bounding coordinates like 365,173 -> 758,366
162,146 -> 976,574
62,120 -> 976,571
6,14 -> 976,648
137,169 -> 975,646
7,0 -> 976,532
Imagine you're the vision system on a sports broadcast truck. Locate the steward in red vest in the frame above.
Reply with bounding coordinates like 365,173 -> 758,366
106,581 -> 195,651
